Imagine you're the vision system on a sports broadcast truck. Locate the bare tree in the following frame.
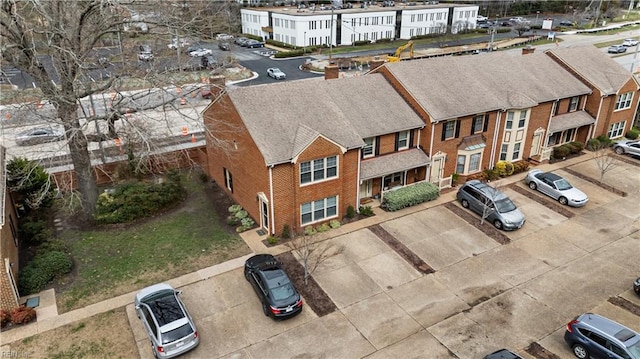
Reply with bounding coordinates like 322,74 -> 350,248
0,1 -> 237,223
592,142 -> 617,182
513,23 -> 531,37
286,231 -> 344,285
480,180 -> 504,226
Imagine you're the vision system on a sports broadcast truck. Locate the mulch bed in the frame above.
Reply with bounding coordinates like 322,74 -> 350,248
442,202 -> 511,245
507,184 -> 575,218
608,296 -> 640,316
562,167 -> 627,197
368,224 -> 434,274
275,251 -> 338,317
525,342 -> 562,359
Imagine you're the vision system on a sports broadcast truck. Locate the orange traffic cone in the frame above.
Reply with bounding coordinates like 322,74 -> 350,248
181,127 -> 188,136
191,134 -> 196,143
5,112 -> 12,120
180,97 -> 187,105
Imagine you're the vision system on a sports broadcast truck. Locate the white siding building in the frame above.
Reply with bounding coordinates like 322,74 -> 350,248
240,2 -> 479,48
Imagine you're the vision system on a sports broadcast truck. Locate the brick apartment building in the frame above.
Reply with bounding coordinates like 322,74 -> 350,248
203,45 -> 638,237
0,146 -> 21,311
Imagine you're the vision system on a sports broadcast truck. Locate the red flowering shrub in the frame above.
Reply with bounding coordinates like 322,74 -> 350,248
9,306 -> 36,325
0,309 -> 10,328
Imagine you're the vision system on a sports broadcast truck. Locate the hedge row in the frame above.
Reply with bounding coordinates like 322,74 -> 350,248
382,182 -> 440,212
553,141 -> 585,159
18,250 -> 73,295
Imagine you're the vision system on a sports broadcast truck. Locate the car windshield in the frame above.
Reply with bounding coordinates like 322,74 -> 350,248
627,339 -> 640,359
162,322 -> 194,344
495,198 -> 517,213
554,178 -> 572,190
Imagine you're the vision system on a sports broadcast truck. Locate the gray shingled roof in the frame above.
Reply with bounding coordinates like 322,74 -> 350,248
546,46 -> 633,96
548,111 -> 596,133
227,74 -> 424,165
383,51 -> 592,122
360,148 -> 430,180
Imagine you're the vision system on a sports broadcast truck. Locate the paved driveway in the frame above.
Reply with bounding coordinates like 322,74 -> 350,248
128,159 -> 640,359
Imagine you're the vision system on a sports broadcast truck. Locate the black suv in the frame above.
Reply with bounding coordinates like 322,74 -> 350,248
564,313 -> 640,359
244,254 -> 303,319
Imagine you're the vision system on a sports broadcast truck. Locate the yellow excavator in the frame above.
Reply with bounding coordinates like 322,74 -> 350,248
388,41 -> 414,62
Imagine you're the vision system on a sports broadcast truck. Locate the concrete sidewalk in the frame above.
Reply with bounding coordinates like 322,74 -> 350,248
0,153 -> 598,347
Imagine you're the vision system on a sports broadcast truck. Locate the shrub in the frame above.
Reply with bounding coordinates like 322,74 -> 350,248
596,135 -> 613,146
346,205 -> 356,219
18,250 -> 73,295
0,309 -> 9,328
587,138 -> 601,151
495,161 -> 515,177
236,217 -> 255,233
512,161 -> 530,174
329,220 -> 341,229
317,223 -> 331,232
281,224 -> 291,239
304,226 -> 317,236
267,236 -> 278,245
626,127 -> 640,139
553,145 -> 570,159
353,40 -> 371,46
228,204 -> 243,214
226,215 -> 240,226
10,306 -> 36,325
93,176 -> 186,224
359,205 -> 374,217
569,141 -> 585,153
234,210 -> 248,219
18,217 -> 51,244
382,182 -> 439,212
484,168 -> 500,181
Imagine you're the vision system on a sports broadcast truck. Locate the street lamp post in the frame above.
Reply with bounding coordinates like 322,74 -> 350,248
304,31 -> 306,54
536,11 -> 540,24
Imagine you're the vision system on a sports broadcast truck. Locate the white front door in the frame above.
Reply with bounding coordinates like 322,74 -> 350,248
359,179 -> 372,198
431,155 -> 444,182
530,129 -> 544,156
258,195 -> 269,232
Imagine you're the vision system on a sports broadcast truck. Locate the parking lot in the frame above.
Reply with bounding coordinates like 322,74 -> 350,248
129,156 -> 639,359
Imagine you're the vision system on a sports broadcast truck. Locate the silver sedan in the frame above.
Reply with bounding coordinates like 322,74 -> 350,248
524,169 -> 588,207
15,127 -> 65,146
612,139 -> 640,156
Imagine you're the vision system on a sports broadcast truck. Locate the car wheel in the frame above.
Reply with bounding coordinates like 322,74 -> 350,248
528,181 -> 537,190
558,196 -> 568,205
572,344 -> 589,359
493,220 -> 503,230
615,146 -> 625,154
262,303 -> 270,317
461,199 -> 469,208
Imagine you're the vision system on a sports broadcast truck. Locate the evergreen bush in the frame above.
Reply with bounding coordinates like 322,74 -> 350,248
382,182 -> 440,212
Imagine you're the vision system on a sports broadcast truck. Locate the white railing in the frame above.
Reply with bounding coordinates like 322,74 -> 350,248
541,147 -> 553,161
437,176 -> 453,189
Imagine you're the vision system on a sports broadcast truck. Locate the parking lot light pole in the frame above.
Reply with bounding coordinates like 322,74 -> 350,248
304,31 -> 306,54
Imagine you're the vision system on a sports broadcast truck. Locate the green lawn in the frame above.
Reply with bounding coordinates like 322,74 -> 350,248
56,174 -> 251,312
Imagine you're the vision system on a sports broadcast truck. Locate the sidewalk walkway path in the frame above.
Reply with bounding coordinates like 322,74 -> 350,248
0,153 -> 596,348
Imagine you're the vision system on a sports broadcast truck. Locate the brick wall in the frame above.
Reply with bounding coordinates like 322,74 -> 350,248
1,190 -> 20,311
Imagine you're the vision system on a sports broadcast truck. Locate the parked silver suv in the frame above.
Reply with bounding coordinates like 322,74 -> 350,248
564,313 -> 640,359
456,180 -> 525,230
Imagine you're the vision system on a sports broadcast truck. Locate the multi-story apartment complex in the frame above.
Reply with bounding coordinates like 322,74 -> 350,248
241,2 -> 479,47
203,45 -> 638,237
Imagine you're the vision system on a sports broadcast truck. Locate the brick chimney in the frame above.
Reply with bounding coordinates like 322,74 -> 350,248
370,56 -> 385,70
208,75 -> 226,99
324,62 -> 339,80
522,45 -> 536,55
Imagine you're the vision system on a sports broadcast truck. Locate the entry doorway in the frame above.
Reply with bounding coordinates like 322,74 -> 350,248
257,193 -> 269,232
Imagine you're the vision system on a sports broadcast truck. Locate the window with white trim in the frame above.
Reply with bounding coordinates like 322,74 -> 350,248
512,142 -> 521,160
569,96 -> 579,112
518,110 -> 527,128
397,131 -> 409,150
363,137 -> 375,158
444,121 -> 456,139
499,144 -> 509,161
456,151 -> 482,174
300,156 -> 338,185
472,115 -> 485,133
505,111 -> 514,129
383,172 -> 404,189
301,196 -> 338,225
607,121 -> 626,138
615,92 -> 633,110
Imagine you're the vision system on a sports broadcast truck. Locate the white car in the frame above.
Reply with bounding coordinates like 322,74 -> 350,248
216,33 -> 234,41
509,17 -> 527,23
138,52 -> 154,61
622,38 -> 639,47
477,15 -> 488,22
612,139 -> 640,156
188,48 -> 213,57
267,68 -> 286,80
168,38 -> 189,50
